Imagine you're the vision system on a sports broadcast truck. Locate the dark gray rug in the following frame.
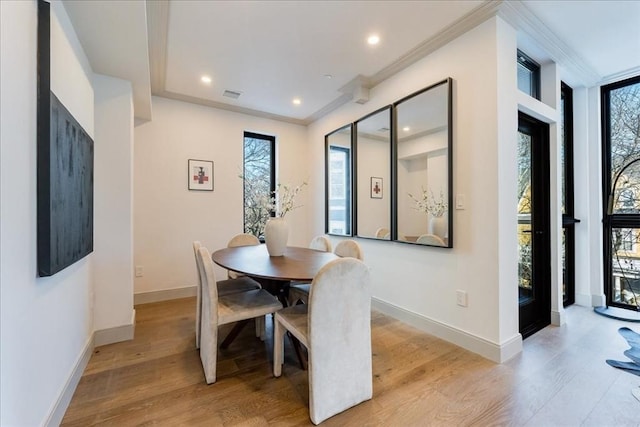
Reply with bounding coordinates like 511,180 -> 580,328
605,327 -> 640,377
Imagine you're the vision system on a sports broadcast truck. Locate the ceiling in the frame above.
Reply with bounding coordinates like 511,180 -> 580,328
62,0 -> 640,123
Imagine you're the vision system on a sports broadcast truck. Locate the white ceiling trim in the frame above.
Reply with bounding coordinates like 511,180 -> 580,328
147,0 -> 605,126
498,0 -> 601,87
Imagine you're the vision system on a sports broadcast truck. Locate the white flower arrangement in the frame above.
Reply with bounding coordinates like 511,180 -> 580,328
267,181 -> 308,218
408,187 -> 448,217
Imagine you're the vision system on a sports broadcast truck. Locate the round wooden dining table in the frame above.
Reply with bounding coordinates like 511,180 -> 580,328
211,244 -> 338,285
212,245 -> 337,368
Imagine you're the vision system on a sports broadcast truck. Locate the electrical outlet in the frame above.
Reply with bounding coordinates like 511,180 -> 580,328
135,265 -> 144,277
456,290 -> 468,307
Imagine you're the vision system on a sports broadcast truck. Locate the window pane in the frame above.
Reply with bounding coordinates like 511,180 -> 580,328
560,95 -> 566,214
328,147 -> 350,234
610,81 -> 640,182
518,131 -> 533,304
611,227 -> 640,307
243,134 -> 274,238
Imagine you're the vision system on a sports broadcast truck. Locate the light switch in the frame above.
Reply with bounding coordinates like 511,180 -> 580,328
455,194 -> 466,210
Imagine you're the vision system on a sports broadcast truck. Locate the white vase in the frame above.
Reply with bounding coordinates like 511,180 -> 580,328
265,217 -> 289,256
428,215 -> 447,239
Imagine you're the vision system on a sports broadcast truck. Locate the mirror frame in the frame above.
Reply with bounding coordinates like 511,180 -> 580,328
324,124 -> 354,236
392,78 -> 453,247
354,105 -> 393,241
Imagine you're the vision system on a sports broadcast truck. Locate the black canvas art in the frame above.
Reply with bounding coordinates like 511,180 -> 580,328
37,0 -> 94,276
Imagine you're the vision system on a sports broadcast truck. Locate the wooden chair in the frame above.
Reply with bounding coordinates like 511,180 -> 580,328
193,241 -> 261,349
226,233 -> 260,279
274,258 -> 372,425
197,246 -> 282,384
416,234 -> 445,245
288,235 -> 332,305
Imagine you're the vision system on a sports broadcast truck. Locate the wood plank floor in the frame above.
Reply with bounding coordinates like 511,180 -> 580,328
62,298 -> 640,426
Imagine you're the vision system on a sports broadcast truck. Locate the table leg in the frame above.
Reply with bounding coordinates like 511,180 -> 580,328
220,319 -> 250,349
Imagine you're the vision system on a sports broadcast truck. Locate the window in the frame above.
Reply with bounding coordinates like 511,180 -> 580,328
561,82 -> 577,307
328,146 -> 351,235
602,75 -> 640,311
517,49 -> 540,100
243,132 -> 275,240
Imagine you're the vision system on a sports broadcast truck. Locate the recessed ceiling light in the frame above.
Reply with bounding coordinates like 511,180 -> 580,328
403,126 -> 410,132
293,98 -> 302,105
367,34 -> 380,45
201,75 -> 212,84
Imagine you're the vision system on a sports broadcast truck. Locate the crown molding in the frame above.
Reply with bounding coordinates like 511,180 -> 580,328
598,66 -> 640,87
497,0 -> 600,87
156,90 -> 308,126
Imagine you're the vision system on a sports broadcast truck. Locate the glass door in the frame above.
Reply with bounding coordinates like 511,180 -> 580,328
518,112 -> 551,338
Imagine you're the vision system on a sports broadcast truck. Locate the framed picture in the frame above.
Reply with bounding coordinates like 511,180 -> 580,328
371,177 -> 383,199
188,159 -> 214,191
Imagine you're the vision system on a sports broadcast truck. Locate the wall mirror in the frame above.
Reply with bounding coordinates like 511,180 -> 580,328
325,124 -> 353,236
355,106 -> 392,240
394,78 -> 452,247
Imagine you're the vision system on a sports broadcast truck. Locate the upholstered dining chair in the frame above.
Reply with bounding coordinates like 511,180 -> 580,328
309,235 -> 332,252
273,258 -> 372,425
375,227 -> 390,239
288,235 -> 333,305
197,246 -> 282,384
334,239 -> 364,261
416,234 -> 446,246
226,233 -> 260,279
193,241 -> 261,349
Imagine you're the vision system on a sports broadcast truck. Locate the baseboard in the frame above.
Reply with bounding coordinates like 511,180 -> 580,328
45,332 -> 94,427
94,309 -> 136,347
371,297 -> 522,363
575,292 -> 606,308
134,285 -> 197,305
551,309 -> 566,326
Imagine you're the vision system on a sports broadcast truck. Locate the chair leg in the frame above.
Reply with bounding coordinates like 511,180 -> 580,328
200,320 -> 218,384
255,316 -> 265,340
273,316 -> 285,377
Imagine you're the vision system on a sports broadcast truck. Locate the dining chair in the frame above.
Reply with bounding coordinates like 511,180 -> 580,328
197,246 -> 282,384
334,239 -> 364,260
193,241 -> 261,349
375,227 -> 390,239
288,235 -> 333,305
274,258 -> 372,425
226,233 -> 260,279
416,234 -> 446,245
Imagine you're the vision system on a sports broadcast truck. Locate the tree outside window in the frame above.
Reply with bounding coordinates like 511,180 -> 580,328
243,132 -> 275,240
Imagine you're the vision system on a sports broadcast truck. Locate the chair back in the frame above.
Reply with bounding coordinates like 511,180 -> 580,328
416,234 -> 445,245
307,257 -> 372,424
196,246 -> 219,328
193,241 -> 203,285
375,227 -> 390,239
228,233 -> 260,247
334,239 -> 364,260
309,235 -> 332,252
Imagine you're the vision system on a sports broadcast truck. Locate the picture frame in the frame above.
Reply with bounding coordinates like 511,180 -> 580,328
370,177 -> 383,199
188,159 -> 214,191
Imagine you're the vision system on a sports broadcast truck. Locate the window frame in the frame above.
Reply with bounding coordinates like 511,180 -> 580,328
517,49 -> 541,100
242,131 -> 276,240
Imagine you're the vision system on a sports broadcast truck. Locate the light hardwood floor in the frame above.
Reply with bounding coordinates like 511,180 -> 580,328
62,298 -> 640,426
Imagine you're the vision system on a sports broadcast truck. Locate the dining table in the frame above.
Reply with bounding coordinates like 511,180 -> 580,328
211,244 -> 338,367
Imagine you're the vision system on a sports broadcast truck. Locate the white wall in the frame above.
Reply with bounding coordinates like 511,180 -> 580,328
133,96 -> 308,295
93,74 -> 135,343
308,17 -> 522,361
0,1 -> 95,425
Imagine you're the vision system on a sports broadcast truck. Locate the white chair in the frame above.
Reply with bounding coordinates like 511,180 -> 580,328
334,239 -> 364,261
197,246 -> 282,384
288,236 -> 333,305
193,241 -> 261,349
274,258 -> 372,425
227,233 -> 260,279
309,235 -> 332,252
416,234 -> 445,246
375,227 -> 390,239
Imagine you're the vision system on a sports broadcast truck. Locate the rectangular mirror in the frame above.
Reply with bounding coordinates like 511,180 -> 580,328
325,125 -> 353,236
355,106 -> 392,240
394,78 -> 452,247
